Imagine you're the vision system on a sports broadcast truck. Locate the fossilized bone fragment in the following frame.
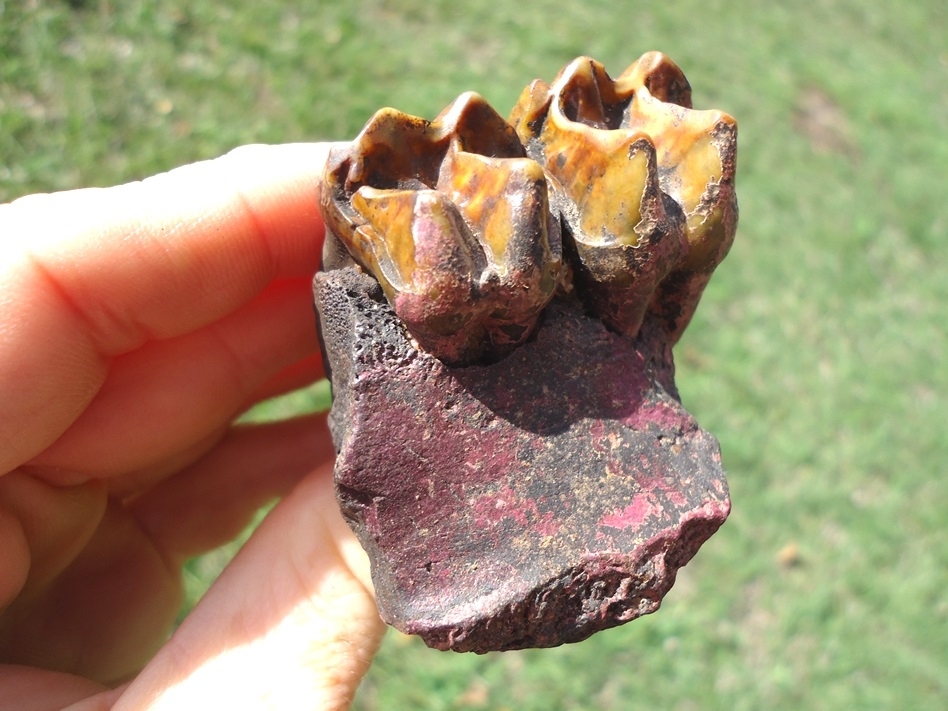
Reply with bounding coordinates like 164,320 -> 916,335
314,53 -> 738,653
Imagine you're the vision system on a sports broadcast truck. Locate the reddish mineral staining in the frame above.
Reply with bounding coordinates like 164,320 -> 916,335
314,53 -> 738,652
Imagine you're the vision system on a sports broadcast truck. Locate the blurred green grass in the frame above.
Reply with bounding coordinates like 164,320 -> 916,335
3,1 -> 946,708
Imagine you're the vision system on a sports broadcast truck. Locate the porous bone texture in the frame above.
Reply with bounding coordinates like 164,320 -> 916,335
314,267 -> 729,652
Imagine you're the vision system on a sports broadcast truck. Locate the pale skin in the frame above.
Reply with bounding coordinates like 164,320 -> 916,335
0,144 -> 386,710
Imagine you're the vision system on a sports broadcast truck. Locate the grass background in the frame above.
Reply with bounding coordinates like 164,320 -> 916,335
3,0 -> 946,708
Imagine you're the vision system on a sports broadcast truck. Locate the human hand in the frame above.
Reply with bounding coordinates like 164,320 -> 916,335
0,144 -> 385,710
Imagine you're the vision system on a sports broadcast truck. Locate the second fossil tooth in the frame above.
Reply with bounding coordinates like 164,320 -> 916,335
511,53 -> 738,342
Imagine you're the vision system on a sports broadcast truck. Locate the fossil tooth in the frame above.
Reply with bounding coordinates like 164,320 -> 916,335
322,92 -> 562,363
510,56 -> 686,338
437,145 -> 562,353
619,53 -> 739,341
511,53 -> 738,341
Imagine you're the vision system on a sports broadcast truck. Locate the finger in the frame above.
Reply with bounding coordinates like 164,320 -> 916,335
0,416 -> 336,685
0,499 -> 184,684
238,354 -> 326,411
128,412 -> 335,561
0,473 -> 106,605
0,665 -> 110,711
4,143 -> 330,352
0,509 -> 30,611
0,143 -> 332,475
27,276 -> 322,484
113,464 -> 384,711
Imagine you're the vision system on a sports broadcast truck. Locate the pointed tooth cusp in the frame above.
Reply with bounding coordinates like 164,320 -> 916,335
616,52 -> 693,108
440,91 -> 527,159
508,78 -> 553,138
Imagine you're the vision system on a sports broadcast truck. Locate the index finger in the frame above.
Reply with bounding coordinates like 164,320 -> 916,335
0,143 -> 332,473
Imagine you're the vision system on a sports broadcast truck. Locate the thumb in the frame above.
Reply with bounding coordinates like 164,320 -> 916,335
112,464 -> 384,711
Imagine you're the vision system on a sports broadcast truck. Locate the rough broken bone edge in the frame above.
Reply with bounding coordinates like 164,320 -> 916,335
314,268 -> 730,653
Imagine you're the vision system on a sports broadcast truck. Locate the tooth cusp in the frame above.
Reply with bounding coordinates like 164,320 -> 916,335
510,53 -> 738,340
322,53 -> 738,358
322,93 -> 562,364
